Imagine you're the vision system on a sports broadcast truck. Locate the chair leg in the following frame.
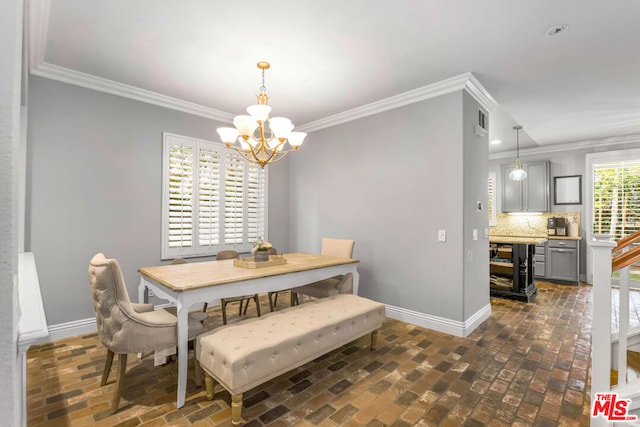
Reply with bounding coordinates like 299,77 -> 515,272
111,353 -> 127,413
202,302 -> 208,313
238,300 -> 244,316
254,295 -> 261,317
273,292 -> 279,307
231,393 -> 244,426
268,292 -> 275,312
242,299 -> 249,315
194,360 -> 203,387
101,349 -> 114,386
221,299 -> 228,325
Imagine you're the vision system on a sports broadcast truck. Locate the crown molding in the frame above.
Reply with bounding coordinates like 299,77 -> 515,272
28,0 -> 50,69
489,133 -> 640,160
297,72 -> 498,133
31,62 -> 235,123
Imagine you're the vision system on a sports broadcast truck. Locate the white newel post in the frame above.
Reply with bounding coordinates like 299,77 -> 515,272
590,235 -> 616,427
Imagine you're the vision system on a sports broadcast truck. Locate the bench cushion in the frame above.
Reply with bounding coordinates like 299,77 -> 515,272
196,293 -> 385,395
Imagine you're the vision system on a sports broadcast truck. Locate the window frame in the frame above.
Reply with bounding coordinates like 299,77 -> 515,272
161,132 -> 268,260
586,147 -> 640,282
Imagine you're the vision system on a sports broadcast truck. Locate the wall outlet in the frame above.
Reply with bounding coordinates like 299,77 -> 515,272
438,229 -> 446,242
147,289 -> 155,298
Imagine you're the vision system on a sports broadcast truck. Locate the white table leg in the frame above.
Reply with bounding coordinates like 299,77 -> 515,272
175,298 -> 188,408
352,268 -> 360,296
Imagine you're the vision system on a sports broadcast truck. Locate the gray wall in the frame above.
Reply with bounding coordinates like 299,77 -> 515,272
1,0 -> 23,423
27,76 -> 290,325
462,91 -> 490,319
288,90 -> 488,323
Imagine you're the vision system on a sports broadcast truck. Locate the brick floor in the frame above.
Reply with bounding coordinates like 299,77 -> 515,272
27,283 -> 592,425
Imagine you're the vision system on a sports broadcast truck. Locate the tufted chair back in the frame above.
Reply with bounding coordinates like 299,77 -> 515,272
321,238 -> 355,259
89,253 -> 187,354
216,250 -> 239,260
89,253 -> 206,413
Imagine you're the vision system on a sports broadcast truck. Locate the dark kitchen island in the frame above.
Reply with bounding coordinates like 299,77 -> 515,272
489,236 -> 547,302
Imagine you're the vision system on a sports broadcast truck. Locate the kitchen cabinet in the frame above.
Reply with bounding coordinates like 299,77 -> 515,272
501,160 -> 550,212
546,239 -> 580,284
534,243 -> 546,278
489,236 -> 544,302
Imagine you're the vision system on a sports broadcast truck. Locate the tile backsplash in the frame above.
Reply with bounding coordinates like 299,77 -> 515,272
490,211 -> 581,237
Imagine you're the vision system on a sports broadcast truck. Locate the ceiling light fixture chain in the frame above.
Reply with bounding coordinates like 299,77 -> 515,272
217,61 -> 306,168
508,125 -> 527,181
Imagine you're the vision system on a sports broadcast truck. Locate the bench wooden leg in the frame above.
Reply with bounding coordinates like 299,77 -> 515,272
370,330 -> 378,351
204,371 -> 216,400
231,394 -> 243,426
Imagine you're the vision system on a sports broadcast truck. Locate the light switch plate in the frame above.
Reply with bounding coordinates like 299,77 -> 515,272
473,229 -> 478,240
438,229 -> 446,242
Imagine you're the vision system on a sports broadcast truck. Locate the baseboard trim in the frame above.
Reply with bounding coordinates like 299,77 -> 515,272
47,302 -> 492,342
385,303 -> 491,337
46,302 -> 175,342
47,318 -> 97,342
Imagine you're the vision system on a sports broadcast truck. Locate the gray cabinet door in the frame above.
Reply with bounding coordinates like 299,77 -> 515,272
501,164 -> 523,212
547,247 -> 579,283
501,160 -> 549,212
534,243 -> 547,278
524,161 -> 549,212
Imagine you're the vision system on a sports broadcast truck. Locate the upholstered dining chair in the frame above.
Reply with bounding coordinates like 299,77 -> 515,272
88,253 -> 206,413
290,238 -> 355,305
216,250 -> 262,324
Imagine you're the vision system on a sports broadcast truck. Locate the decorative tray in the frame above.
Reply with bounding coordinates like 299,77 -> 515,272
233,255 -> 287,269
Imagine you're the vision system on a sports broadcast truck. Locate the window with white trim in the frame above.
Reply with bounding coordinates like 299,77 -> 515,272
161,133 -> 266,259
592,159 -> 640,240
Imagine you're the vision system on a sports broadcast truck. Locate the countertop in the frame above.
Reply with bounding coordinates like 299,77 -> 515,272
489,236 -> 548,245
491,234 -> 581,243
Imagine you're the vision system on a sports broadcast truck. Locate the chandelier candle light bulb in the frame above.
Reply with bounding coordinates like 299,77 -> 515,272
216,61 -> 307,168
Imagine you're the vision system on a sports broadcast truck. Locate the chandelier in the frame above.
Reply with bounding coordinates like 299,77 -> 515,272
216,61 -> 306,168
508,125 -> 527,181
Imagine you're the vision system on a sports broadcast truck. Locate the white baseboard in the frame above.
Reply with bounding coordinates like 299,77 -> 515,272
384,303 -> 491,337
47,318 -> 97,342
45,302 -> 175,343
46,302 -> 491,342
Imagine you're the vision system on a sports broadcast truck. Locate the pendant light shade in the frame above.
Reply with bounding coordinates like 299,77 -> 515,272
509,125 -> 527,181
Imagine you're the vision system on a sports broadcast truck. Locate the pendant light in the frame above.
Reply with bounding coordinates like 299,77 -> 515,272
509,125 -> 527,181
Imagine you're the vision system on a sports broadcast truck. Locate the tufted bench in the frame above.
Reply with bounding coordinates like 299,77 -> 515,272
195,293 -> 385,425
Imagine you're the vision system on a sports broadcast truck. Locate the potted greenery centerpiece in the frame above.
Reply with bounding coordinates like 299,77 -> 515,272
252,237 -> 272,262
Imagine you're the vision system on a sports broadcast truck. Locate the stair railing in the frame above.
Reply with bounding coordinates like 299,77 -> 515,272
613,229 -> 640,253
611,232 -> 640,389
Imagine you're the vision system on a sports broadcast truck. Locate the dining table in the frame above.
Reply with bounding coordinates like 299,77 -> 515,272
137,252 -> 360,408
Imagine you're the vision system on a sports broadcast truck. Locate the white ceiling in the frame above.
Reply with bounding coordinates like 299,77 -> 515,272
28,0 -> 640,154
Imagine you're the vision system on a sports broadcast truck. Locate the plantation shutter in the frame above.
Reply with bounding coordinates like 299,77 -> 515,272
247,163 -> 266,243
224,153 -> 245,245
166,136 -> 194,252
197,146 -> 220,249
162,133 -> 267,259
592,159 -> 640,240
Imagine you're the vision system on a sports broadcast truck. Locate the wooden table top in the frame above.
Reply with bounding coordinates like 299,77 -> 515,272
139,252 -> 359,291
